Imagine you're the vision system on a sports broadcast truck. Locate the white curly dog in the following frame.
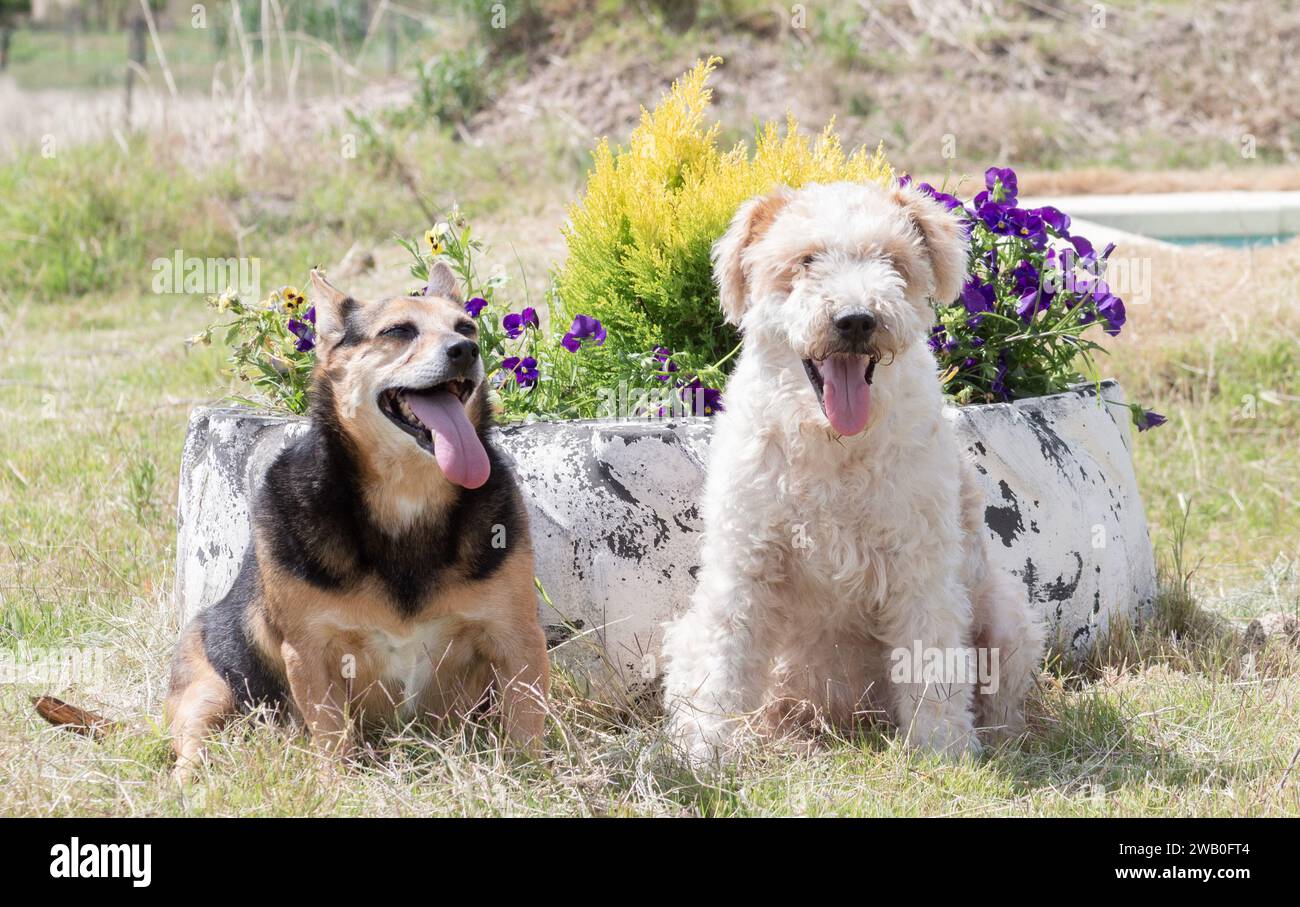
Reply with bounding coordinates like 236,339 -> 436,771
661,180 -> 1044,762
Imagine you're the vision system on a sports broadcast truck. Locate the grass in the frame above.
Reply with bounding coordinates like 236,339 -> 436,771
0,112 -> 584,305
4,24 -> 427,95
1106,242 -> 1300,600
1116,335 -> 1300,600
0,138 -> 241,300
4,585 -> 1299,815
3,221 -> 1299,816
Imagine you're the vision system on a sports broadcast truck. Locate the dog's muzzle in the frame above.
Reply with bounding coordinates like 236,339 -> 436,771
376,356 -> 490,488
802,353 -> 879,437
833,310 -> 877,347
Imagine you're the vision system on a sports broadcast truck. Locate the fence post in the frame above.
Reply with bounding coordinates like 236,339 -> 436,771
66,5 -> 82,65
385,10 -> 397,75
125,15 -> 147,122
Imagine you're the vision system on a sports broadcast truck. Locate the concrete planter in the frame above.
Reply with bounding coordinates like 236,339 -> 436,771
175,380 -> 1157,699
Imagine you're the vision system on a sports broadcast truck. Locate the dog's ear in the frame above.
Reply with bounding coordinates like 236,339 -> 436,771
423,261 -> 462,303
309,269 -> 356,342
713,188 -> 792,326
891,183 -> 969,305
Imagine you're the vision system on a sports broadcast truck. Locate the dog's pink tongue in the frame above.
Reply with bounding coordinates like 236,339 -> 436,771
819,355 -> 872,436
405,390 -> 491,489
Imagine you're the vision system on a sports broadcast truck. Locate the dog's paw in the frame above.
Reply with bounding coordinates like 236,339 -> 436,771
906,718 -> 983,761
668,726 -> 717,767
664,714 -> 730,769
944,730 -> 983,761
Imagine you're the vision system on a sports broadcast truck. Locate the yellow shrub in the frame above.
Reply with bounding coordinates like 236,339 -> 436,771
554,56 -> 893,387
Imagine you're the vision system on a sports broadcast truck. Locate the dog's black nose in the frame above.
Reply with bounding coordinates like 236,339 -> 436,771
834,311 -> 877,343
444,338 -> 479,364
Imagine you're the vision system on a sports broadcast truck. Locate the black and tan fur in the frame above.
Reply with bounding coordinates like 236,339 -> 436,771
159,266 -> 546,777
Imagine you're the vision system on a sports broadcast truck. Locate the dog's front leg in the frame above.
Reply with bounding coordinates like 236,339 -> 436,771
662,563 -> 782,764
880,589 -> 981,759
280,638 -> 353,760
484,619 -> 549,749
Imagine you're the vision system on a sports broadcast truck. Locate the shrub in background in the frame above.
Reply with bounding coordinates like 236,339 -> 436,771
391,46 -> 498,128
553,56 -> 892,393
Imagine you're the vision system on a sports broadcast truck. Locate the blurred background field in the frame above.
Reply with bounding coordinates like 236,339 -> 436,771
1,0 -> 1298,815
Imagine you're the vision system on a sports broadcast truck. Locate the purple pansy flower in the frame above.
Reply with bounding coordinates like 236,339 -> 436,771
561,314 -> 606,352
916,181 -> 964,211
513,356 -> 539,387
502,307 -> 540,339
1096,291 -> 1126,336
927,324 -> 959,353
1012,260 -> 1040,293
1034,205 -> 1071,236
500,355 -> 539,388
1012,260 -> 1055,320
977,201 -> 1012,235
681,377 -> 724,416
960,278 -> 995,325
465,296 -> 488,318
1016,289 -> 1044,322
1007,208 -> 1047,248
984,166 -> 1018,203
982,247 -> 1000,277
1135,409 -> 1167,432
652,346 -> 679,381
991,350 -> 1012,401
288,306 -> 316,352
932,191 -> 964,211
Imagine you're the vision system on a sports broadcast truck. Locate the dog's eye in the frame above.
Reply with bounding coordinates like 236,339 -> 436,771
800,254 -> 818,268
454,320 -> 476,337
380,323 -> 416,340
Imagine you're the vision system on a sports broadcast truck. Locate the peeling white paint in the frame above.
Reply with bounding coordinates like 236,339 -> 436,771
174,381 -> 1157,701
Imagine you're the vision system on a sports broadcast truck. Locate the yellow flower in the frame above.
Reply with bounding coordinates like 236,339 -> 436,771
279,286 -> 305,313
424,229 -> 446,256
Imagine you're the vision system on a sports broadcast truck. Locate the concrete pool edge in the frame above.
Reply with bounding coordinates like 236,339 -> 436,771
1021,190 -> 1300,242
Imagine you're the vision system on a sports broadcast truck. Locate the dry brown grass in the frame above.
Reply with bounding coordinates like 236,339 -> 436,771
468,0 -> 1299,175
1108,238 -> 1300,353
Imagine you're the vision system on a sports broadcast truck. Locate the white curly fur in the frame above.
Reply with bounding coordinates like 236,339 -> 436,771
661,181 -> 1045,763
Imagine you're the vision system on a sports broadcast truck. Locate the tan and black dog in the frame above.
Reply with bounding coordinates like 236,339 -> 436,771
41,265 -> 549,777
